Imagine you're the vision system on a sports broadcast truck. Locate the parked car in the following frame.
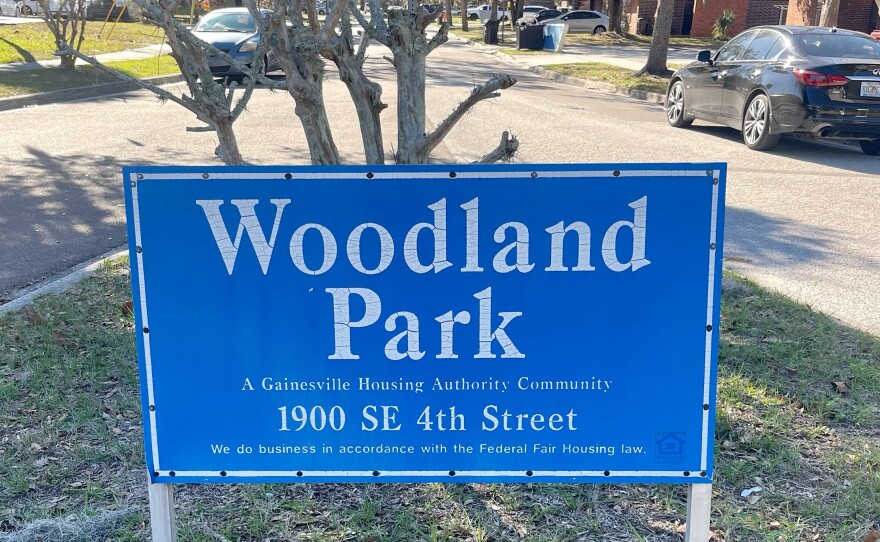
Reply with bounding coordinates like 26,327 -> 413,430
192,8 -> 280,80
18,0 -> 41,15
665,26 -> 880,155
872,29 -> 880,40
466,4 -> 507,22
515,5 -> 547,24
537,10 -> 608,34
518,7 -> 560,26
0,0 -> 21,16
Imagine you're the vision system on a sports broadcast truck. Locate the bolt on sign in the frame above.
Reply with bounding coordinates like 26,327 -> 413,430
124,163 -> 725,485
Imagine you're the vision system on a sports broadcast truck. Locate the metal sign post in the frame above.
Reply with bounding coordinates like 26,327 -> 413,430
124,163 -> 725,541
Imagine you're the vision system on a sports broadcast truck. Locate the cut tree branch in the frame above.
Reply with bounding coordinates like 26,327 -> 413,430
474,131 -> 519,163
418,74 -> 516,159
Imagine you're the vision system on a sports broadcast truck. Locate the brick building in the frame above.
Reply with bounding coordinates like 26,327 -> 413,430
625,0 -> 879,37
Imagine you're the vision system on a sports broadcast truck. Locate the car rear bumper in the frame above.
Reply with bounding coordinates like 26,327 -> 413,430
771,104 -> 880,140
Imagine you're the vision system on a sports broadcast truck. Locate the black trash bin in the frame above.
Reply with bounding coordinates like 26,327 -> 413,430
517,24 -> 544,50
484,19 -> 500,44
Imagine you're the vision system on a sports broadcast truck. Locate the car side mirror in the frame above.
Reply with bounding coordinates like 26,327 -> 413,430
697,50 -> 712,63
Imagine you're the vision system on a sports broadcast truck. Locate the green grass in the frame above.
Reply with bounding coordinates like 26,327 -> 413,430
564,32 -> 724,49
0,21 -> 166,64
1,262 -> 878,541
541,61 -> 672,94
0,54 -> 180,97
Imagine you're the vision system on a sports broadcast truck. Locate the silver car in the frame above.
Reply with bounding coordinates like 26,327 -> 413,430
0,0 -> 21,16
539,9 -> 608,34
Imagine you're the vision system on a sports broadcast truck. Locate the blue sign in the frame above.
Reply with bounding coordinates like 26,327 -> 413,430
123,163 -> 725,484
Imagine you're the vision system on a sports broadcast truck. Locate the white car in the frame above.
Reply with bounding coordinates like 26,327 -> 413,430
18,0 -> 42,15
0,0 -> 21,16
466,4 -> 508,22
539,9 -> 608,33
516,5 -> 547,24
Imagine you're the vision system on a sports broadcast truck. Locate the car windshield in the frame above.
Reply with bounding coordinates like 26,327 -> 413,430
195,12 -> 256,33
794,34 -> 880,59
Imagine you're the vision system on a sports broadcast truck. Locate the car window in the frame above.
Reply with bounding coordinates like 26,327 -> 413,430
764,36 -> 787,60
196,12 -> 256,32
794,34 -> 880,59
585,11 -> 599,18
741,30 -> 780,61
715,31 -> 756,62
569,12 -> 586,19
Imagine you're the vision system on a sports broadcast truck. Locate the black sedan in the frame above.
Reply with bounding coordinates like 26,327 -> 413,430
192,8 -> 280,80
665,26 -> 880,155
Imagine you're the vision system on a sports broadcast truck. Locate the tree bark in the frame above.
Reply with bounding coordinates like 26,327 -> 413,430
636,0 -> 673,76
214,118 -> 244,165
59,54 -> 76,70
459,0 -> 468,30
818,0 -> 839,27
444,0 -> 452,27
324,7 -> 387,164
607,0 -> 622,33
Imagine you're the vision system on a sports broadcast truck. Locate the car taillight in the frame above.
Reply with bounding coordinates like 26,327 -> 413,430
793,68 -> 850,87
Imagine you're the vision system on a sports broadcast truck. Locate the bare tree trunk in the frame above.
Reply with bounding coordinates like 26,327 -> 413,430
636,0 -> 673,76
214,118 -> 244,165
607,0 -> 622,33
460,0 -> 468,30
393,36 -> 428,163
444,0 -> 453,27
489,0 -> 498,21
818,0 -> 839,27
324,5 -> 386,164
59,54 -> 76,70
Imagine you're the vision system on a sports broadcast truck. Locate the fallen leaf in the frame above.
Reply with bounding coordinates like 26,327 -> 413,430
769,521 -> 781,530
52,330 -> 67,347
121,300 -> 134,315
747,494 -> 761,504
25,307 -> 47,325
831,381 -> 849,394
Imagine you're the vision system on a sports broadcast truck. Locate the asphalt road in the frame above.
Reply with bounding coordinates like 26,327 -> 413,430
1,39 -> 879,335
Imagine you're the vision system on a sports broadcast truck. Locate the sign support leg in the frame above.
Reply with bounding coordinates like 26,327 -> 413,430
684,483 -> 712,542
148,480 -> 178,542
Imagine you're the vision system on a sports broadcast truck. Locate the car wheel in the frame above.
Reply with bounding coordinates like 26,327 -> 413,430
665,80 -> 692,128
742,94 -> 780,151
23,5 -> 32,14
469,13 -> 477,20
860,139 -> 880,156
593,25 -> 606,34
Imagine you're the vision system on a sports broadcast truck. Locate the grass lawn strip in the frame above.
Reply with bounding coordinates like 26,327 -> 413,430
0,54 -> 180,98
0,261 -> 878,541
0,22 -> 166,64
541,62 -> 671,95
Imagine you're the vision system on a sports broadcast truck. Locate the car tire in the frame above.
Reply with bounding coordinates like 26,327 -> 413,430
593,25 -> 606,34
665,80 -> 692,128
742,94 -> 780,151
23,5 -> 33,14
860,139 -> 880,156
469,13 -> 477,20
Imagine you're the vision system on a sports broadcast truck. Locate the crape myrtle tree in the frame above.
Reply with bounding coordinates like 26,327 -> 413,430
57,0 -> 518,166
38,0 -> 88,70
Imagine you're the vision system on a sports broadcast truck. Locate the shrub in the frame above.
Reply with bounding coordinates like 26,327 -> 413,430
711,9 -> 735,40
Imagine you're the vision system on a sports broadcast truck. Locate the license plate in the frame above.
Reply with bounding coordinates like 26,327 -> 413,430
861,81 -> 880,97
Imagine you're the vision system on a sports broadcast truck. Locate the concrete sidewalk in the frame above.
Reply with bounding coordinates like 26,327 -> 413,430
0,43 -> 170,72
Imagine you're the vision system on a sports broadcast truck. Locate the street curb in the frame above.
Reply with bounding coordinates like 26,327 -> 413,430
524,64 -> 666,104
0,73 -> 185,112
0,247 -> 128,317
451,33 -> 666,105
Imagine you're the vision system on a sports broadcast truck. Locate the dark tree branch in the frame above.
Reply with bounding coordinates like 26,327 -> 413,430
418,74 -> 516,160
350,0 -> 390,46
474,131 -> 519,163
